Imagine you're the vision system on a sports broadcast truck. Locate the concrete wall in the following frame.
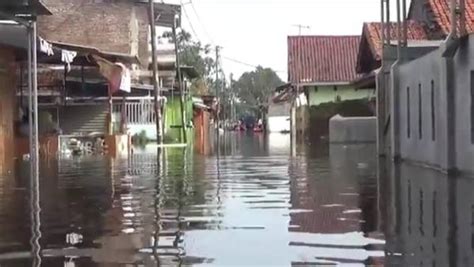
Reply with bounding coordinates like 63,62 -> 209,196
329,115 -> 376,144
394,35 -> 474,174
307,85 -> 375,106
452,39 -> 474,174
397,48 -> 447,169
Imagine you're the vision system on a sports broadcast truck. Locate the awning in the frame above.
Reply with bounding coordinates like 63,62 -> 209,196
0,0 -> 52,17
51,41 -> 141,65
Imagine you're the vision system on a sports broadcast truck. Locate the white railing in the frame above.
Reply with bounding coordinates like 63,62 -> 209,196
114,100 -> 156,125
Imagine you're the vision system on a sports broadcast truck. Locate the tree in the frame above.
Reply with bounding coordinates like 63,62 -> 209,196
162,30 -> 217,95
233,67 -> 284,117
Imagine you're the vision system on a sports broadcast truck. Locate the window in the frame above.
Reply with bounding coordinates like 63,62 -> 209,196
419,190 -> 424,236
418,83 -> 423,140
431,81 -> 436,141
314,86 -> 318,92
333,86 -> 338,91
433,191 -> 437,237
408,180 -> 412,234
407,87 -> 411,138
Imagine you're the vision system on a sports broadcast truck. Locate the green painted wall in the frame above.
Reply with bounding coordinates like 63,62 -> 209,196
307,85 -> 375,106
164,94 -> 193,144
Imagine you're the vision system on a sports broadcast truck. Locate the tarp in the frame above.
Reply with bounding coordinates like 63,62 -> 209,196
92,55 -> 131,93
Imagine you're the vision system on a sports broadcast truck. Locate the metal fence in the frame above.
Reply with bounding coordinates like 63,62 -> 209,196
114,100 -> 156,125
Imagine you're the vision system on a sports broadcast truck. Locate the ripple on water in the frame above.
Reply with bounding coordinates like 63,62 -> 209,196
0,136 -> 385,266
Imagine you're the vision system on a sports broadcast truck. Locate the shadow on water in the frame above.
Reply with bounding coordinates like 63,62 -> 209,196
0,133 -> 473,266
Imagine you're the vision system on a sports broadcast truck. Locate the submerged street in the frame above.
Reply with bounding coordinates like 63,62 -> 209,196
0,134 -> 470,266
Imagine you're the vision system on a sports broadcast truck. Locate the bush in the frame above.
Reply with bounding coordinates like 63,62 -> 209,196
132,130 -> 149,147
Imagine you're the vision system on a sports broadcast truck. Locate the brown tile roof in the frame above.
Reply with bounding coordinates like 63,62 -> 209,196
356,20 -> 428,74
363,20 -> 428,61
288,36 -> 360,84
426,0 -> 474,35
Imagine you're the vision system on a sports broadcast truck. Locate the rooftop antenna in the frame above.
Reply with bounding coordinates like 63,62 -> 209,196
292,24 -> 310,35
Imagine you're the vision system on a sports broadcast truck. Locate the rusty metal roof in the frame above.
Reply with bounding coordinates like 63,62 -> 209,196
288,36 -> 360,85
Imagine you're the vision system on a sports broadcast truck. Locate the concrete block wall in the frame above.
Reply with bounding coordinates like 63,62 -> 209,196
452,38 -> 474,174
394,35 -> 474,174
397,48 -> 447,170
329,115 -> 376,144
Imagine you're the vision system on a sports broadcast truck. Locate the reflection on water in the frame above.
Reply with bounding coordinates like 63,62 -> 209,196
0,133 -> 472,266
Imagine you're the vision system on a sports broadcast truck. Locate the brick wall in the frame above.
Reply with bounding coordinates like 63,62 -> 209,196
39,0 -> 134,54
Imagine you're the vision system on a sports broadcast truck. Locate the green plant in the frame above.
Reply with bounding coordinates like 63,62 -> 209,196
132,130 -> 149,147
162,133 -> 176,144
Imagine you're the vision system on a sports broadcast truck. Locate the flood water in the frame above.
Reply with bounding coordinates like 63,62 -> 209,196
0,133 -> 473,266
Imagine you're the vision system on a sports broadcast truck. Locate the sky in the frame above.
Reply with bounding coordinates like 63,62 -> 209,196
162,0 -> 409,81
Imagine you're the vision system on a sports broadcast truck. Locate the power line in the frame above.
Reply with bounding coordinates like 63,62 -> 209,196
189,0 -> 215,45
222,56 -> 286,74
180,0 -> 200,43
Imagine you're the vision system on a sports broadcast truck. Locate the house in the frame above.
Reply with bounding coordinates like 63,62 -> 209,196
267,87 -> 291,133
287,36 -> 375,140
33,0 -> 189,149
408,0 -> 474,39
376,0 -> 474,175
288,35 -> 374,107
356,21 -> 429,77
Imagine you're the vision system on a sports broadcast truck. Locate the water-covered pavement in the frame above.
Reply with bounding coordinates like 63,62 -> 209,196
0,133 -> 472,266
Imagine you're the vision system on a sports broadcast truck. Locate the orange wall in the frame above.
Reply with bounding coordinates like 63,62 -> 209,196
0,47 -> 17,175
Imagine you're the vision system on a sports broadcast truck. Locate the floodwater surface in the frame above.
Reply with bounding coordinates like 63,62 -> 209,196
0,134 -> 471,266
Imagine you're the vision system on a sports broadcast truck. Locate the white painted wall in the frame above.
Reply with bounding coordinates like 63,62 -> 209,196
268,116 -> 290,133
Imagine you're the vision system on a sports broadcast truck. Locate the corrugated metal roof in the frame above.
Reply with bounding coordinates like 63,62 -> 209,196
288,36 -> 360,84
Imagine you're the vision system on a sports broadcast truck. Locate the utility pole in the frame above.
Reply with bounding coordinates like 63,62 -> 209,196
173,19 -> 187,144
148,0 -> 162,144
215,46 -> 220,133
292,24 -> 310,35
230,73 -> 234,123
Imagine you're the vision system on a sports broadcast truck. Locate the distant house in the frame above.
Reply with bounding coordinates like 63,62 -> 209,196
267,101 -> 291,133
288,35 -> 374,107
286,36 -> 375,140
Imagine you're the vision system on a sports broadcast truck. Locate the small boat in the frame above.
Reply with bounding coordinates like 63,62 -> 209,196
253,125 -> 264,133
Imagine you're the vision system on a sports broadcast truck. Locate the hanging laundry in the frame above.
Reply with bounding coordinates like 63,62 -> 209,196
61,49 -> 77,72
39,37 -> 54,56
115,62 -> 131,93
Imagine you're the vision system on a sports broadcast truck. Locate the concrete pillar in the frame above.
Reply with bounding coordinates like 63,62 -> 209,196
376,70 -> 385,156
390,62 -> 401,161
441,54 -> 457,173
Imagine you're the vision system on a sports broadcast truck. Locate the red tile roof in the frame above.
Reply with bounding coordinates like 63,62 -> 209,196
363,20 -> 428,61
288,36 -> 360,84
426,0 -> 474,35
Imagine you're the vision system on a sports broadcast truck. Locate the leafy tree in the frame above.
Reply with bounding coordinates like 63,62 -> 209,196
233,67 -> 284,117
162,30 -> 216,95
